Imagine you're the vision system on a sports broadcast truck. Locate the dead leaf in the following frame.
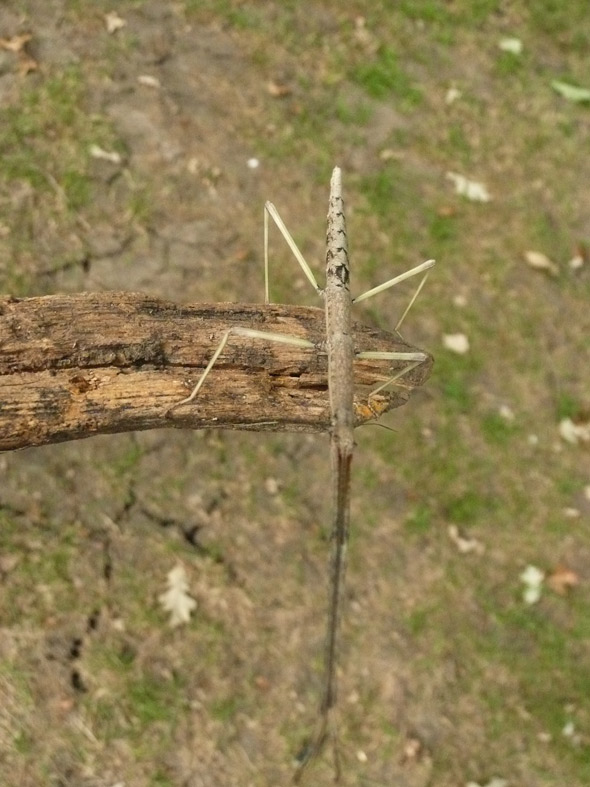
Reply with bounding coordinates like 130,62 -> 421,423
520,564 -> 544,604
18,55 -> 38,76
267,80 -> 291,98
448,524 -> 485,555
401,736 -> 422,762
524,250 -> 559,276
498,37 -> 522,54
353,16 -> 378,55
254,674 -> 271,691
569,243 -> 587,271
445,85 -> 462,104
0,33 -> 32,52
89,144 -> 122,164
158,564 -> 197,627
467,779 -> 508,787
499,404 -> 515,421
379,148 -> 403,162
559,417 -> 590,445
547,566 -> 579,595
442,333 -> 469,354
552,80 -> 590,103
446,172 -> 491,202
563,507 -> 580,519
138,74 -> 161,88
104,11 -> 126,34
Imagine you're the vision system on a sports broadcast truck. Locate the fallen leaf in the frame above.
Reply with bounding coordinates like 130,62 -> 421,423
379,148 -> 403,162
104,11 -> 126,34
353,16 -> 378,55
254,674 -> 271,691
443,333 -> 469,354
448,524 -> 485,555
447,172 -> 491,202
559,417 -> 590,445
562,720 -> 580,742
520,564 -> 544,604
569,243 -> 587,271
401,736 -> 422,761
547,566 -> 579,595
445,85 -> 462,104
524,250 -> 559,276
499,37 -> 522,54
552,80 -> 590,103
499,404 -> 515,421
264,477 -> 279,495
18,55 -> 38,75
138,74 -> 161,88
89,144 -> 122,164
267,80 -> 291,97
563,507 -> 580,518
467,779 -> 508,787
0,33 -> 32,52
158,564 -> 197,627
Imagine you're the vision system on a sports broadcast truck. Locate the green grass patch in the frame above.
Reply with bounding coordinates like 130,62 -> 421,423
446,123 -> 473,163
405,603 -> 439,635
398,0 -> 452,25
480,411 -> 517,446
554,393 -> 582,421
350,45 -> 423,106
429,210 -> 459,247
444,489 -> 492,525
0,66 -> 93,207
335,97 -> 373,126
210,694 -> 240,722
404,503 -> 433,535
528,1 -> 590,49
151,771 -> 175,787
128,672 -> 185,727
495,50 -> 524,78
441,370 -> 473,412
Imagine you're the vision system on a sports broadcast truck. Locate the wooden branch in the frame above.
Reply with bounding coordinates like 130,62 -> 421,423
0,292 -> 433,451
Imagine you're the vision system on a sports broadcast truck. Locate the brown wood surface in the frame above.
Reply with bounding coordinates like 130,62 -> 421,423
0,292 -> 433,451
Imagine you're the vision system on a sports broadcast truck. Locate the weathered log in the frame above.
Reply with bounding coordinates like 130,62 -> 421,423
0,292 -> 433,451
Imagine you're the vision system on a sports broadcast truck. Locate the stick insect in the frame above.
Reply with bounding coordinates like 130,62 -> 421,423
172,168 -> 434,782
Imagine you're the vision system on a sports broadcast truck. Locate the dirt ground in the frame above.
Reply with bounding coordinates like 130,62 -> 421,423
1,2 -> 590,787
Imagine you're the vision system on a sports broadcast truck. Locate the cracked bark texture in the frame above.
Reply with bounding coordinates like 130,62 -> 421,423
0,292 -> 432,451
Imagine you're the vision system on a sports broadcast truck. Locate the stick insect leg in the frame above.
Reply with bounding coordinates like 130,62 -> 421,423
356,350 -> 429,399
264,201 -> 323,304
168,326 -> 314,410
353,258 -> 435,330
